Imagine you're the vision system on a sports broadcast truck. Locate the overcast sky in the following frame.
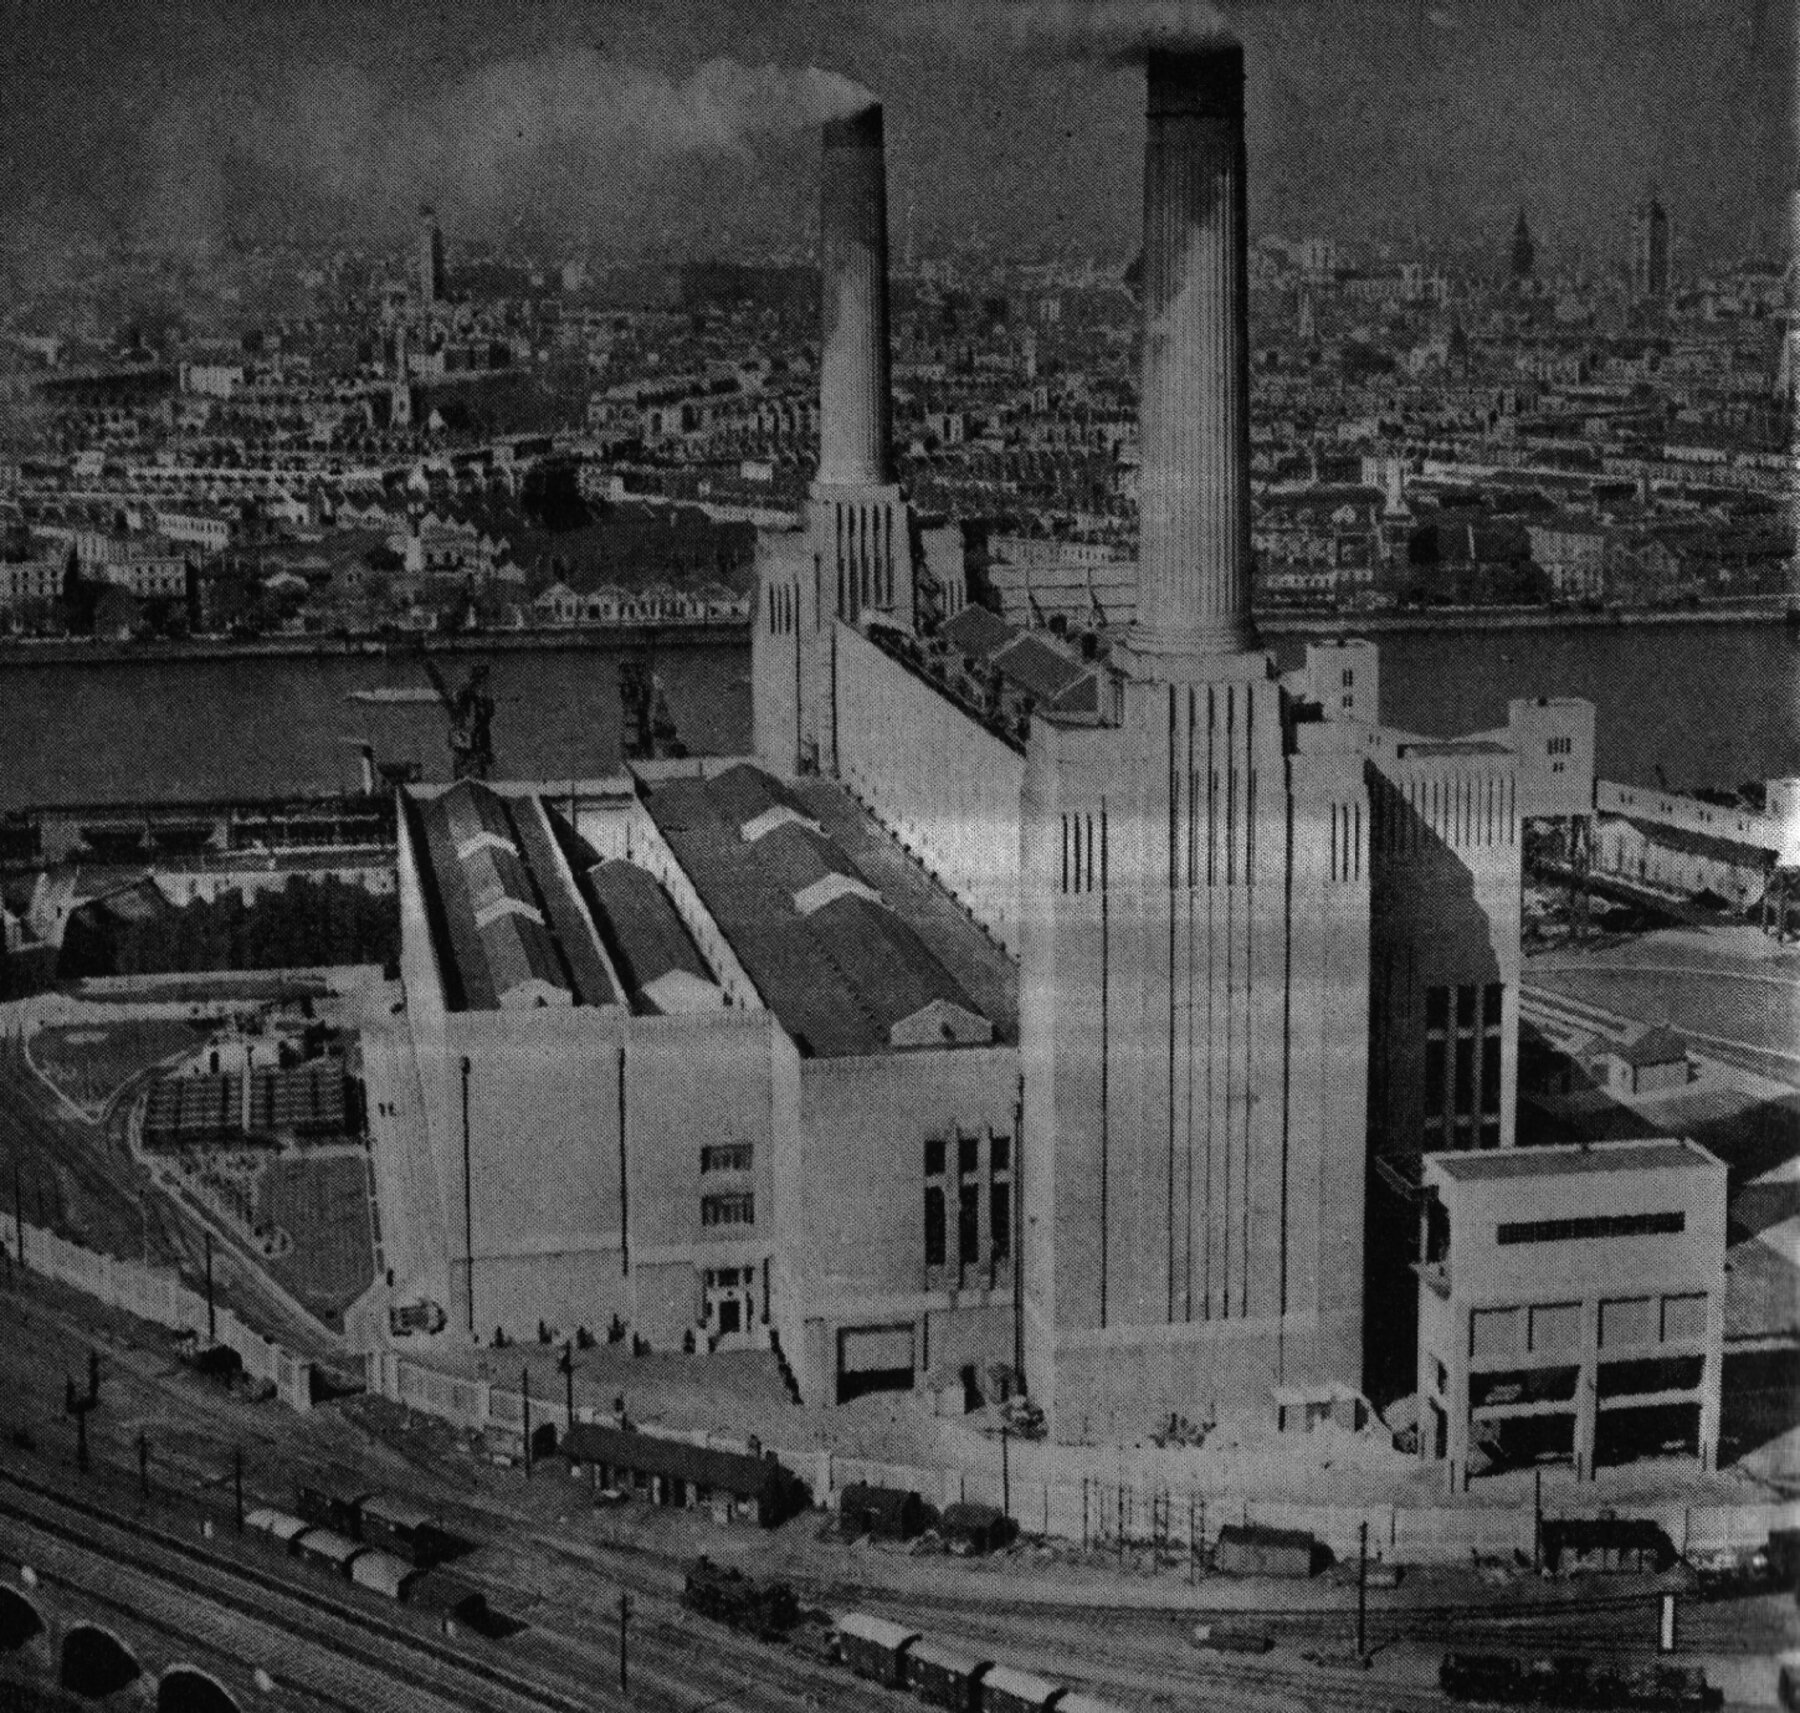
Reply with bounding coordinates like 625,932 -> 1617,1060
0,0 -> 1792,268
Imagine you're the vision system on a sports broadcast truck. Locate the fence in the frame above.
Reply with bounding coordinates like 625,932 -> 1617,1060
363,1350 -> 1797,1566
5,1212 -> 313,1412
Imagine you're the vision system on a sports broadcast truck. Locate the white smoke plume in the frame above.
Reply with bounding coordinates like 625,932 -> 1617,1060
136,50 -> 875,248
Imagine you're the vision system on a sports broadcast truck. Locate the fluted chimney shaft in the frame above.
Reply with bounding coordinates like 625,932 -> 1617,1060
1128,45 -> 1257,665
817,105 -> 894,488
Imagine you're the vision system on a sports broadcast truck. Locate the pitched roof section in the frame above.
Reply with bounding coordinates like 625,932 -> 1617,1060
584,858 -> 722,1014
411,781 -> 620,1012
941,603 -> 1015,658
705,762 -> 810,834
992,632 -> 1087,703
643,765 -> 997,1058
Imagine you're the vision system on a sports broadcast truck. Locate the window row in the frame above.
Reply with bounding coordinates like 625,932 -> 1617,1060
923,1129 -> 1012,1272
924,1181 -> 1012,1269
924,1133 -> 1010,1179
701,1141 -> 753,1174
1495,1210 -> 1684,1246
701,1192 -> 755,1227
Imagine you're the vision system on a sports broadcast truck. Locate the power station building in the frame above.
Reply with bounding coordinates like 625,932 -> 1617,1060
385,43 -> 1708,1457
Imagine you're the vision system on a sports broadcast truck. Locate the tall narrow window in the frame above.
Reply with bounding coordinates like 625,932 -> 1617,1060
959,1183 -> 980,1268
924,1186 -> 945,1267
1425,1036 -> 1446,1112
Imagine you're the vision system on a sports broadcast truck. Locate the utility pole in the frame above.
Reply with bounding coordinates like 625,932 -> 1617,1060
1533,1468 -> 1543,1573
12,1157 -> 24,1271
1000,1420 -> 1010,1525
521,1365 -> 532,1477
64,1376 -> 91,1474
559,1339 -> 575,1440
617,1591 -> 631,1693
203,1229 -> 216,1343
1356,1519 -> 1369,1661
461,1056 -> 474,1335
234,1447 -> 245,1532
137,1432 -> 149,1501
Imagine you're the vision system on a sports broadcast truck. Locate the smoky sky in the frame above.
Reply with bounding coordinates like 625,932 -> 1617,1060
0,0 -> 1791,268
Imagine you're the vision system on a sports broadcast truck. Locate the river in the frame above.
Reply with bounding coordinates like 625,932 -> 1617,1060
1,621 -> 1792,812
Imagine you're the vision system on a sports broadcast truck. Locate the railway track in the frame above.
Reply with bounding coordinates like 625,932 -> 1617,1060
0,1453 -> 887,1712
0,1468 -> 591,1713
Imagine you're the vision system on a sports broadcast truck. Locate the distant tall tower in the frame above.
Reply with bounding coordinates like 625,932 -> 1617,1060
1510,208 -> 1536,283
418,205 -> 446,310
1632,197 -> 1670,300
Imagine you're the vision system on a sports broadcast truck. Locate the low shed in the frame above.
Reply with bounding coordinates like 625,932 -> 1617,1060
1213,1522 -> 1323,1579
562,1423 -> 807,1527
839,1482 -> 932,1540
1542,1516 -> 1674,1574
940,1501 -> 1013,1555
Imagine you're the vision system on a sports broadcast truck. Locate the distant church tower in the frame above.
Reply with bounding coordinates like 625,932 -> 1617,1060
418,204 -> 446,311
1020,45 -> 1372,1441
1632,196 -> 1670,301
1510,208 -> 1536,283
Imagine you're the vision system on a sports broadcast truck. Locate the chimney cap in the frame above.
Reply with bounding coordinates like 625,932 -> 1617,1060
1145,42 -> 1244,119
822,102 -> 884,152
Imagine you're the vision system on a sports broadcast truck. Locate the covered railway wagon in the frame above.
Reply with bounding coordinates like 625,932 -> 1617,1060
979,1663 -> 1065,1713
906,1638 -> 992,1712
293,1527 -> 364,1579
834,1613 -> 1129,1713
360,1493 -> 450,1567
349,1549 -> 419,1602
838,1613 -> 921,1687
1442,1652 -> 1716,1709
295,1485 -> 453,1566
296,1484 -> 366,1536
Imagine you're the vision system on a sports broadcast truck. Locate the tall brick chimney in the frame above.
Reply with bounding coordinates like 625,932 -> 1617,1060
1125,44 -> 1258,669
816,104 -> 895,489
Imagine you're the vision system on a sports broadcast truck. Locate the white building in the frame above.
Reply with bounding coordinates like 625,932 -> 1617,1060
1417,1140 -> 1726,1485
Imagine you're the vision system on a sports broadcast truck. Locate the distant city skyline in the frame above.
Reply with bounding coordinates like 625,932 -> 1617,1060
0,0 -> 1792,269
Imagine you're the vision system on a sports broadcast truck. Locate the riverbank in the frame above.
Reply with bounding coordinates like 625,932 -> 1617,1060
0,602 -> 1790,666
1260,603 -> 1796,637
0,621 -> 747,667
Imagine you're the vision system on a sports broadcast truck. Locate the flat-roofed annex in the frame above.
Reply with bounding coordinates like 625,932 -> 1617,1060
1427,1138 -> 1718,1183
